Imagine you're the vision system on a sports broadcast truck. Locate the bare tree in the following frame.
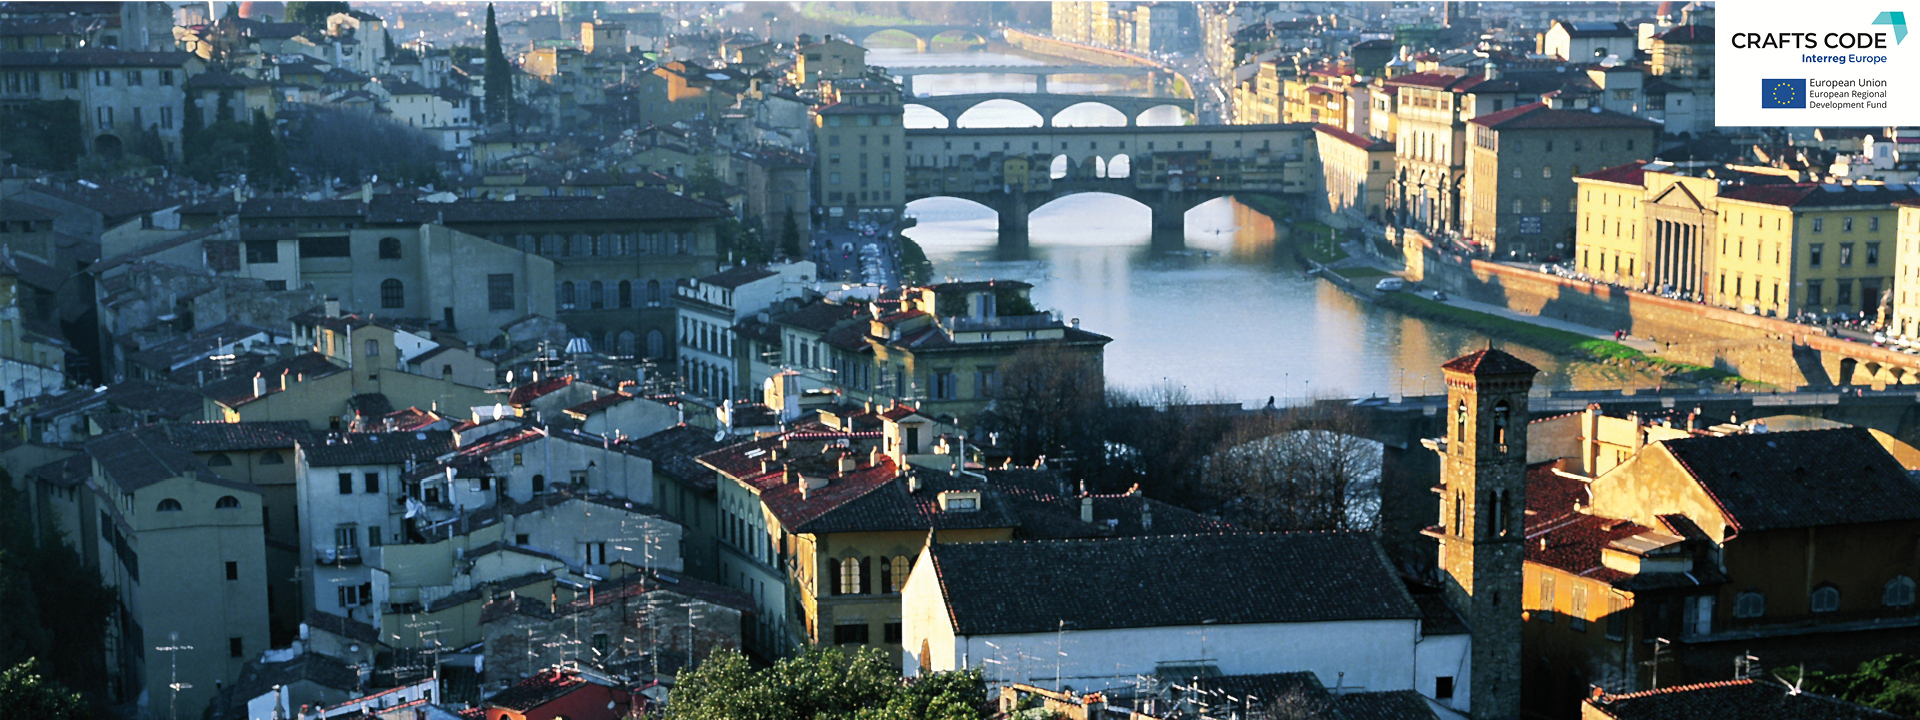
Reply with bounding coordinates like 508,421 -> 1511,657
985,344 -> 1105,476
1103,381 -> 1239,501
1203,402 -> 1382,532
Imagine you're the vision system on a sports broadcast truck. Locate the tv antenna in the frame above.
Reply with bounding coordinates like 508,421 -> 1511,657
155,633 -> 194,720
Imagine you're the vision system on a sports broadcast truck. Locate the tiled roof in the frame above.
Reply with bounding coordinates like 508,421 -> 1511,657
508,376 -> 573,405
1589,678 -> 1900,719
305,608 -> 380,645
622,425 -> 728,492
158,421 -> 308,451
1718,183 -> 1920,209
796,469 -> 1020,535
202,352 -> 343,406
929,532 -> 1418,636
696,264 -> 778,289
565,391 -> 633,416
85,426 -> 220,493
299,430 -> 455,467
1578,161 -> 1652,187
1440,347 -> 1539,376
1337,690 -> 1444,720
484,669 -> 593,712
1659,427 -> 1920,532
1314,123 -> 1392,151
775,300 -> 860,333
1411,587 -> 1469,635
1469,102 -> 1663,131
24,452 -> 90,489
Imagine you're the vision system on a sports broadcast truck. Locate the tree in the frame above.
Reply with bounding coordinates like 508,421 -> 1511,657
985,344 -> 1106,478
781,208 -> 802,260
1794,654 -> 1920,717
0,660 -> 88,720
215,89 -> 236,123
285,1 -> 352,29
0,100 -> 84,171
1102,382 -> 1240,500
0,478 -> 116,702
246,109 -> 291,190
383,29 -> 396,58
667,647 -> 987,720
483,4 -> 512,126
897,237 -> 933,286
282,106 -> 442,185
1201,402 -> 1382,532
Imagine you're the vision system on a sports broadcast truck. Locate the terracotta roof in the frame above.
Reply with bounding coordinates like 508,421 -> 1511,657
695,264 -> 778,289
1469,102 -> 1662,131
484,669 -> 594,712
1314,122 -> 1392,151
1440,348 -> 1539,376
508,375 -> 573,405
1578,161 -> 1652,187
202,352 -> 343,407
1588,678 -> 1899,719
929,532 -> 1418,636
565,391 -> 633,417
1658,427 -> 1920,533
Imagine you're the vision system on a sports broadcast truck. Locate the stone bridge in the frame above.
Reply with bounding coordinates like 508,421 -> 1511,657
903,123 -> 1319,244
887,64 -> 1170,96
841,25 -> 989,51
906,92 -> 1198,128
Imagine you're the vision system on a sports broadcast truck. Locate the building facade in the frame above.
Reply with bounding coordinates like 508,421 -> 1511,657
1464,96 -> 1660,259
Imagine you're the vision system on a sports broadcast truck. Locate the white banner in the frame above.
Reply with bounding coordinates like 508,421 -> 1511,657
1715,1 -> 1913,126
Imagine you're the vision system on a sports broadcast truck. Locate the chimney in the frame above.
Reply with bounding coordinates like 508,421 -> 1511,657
907,472 -> 922,494
1483,61 -> 1500,80
1081,496 -> 1094,523
837,452 -> 857,474
361,181 -> 374,204
869,446 -> 883,467
253,373 -> 268,397
278,369 -> 289,392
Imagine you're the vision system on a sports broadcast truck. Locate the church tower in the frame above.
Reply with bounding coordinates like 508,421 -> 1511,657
1432,348 -> 1535,719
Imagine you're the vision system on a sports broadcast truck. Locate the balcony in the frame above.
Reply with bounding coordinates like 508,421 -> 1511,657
316,544 -> 363,566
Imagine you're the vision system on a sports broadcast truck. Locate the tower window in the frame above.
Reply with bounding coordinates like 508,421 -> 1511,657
1455,400 -> 1468,441
1492,400 -> 1511,446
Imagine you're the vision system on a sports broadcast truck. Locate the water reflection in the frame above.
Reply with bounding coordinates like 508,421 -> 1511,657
904,197 -> 1672,404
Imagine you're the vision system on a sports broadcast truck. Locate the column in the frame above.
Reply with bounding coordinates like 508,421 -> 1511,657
1034,74 -> 1048,94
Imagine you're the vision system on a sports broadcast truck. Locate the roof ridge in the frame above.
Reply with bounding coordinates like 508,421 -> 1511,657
1601,677 -> 1754,701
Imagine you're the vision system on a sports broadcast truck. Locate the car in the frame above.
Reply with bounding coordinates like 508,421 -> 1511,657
1374,277 -> 1407,292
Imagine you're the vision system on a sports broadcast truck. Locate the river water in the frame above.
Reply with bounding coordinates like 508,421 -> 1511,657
874,48 -> 1668,404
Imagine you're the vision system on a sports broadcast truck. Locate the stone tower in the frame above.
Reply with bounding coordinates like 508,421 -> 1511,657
1433,348 -> 1535,720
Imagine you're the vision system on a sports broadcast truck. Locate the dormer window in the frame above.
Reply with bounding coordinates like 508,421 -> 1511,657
938,490 -> 980,512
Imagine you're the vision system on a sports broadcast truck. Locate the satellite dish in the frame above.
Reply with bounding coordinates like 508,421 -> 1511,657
713,429 -> 727,442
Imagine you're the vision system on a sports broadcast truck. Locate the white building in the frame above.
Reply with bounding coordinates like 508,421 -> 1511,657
673,262 -> 817,403
903,532 -> 1472,714
295,430 -> 456,624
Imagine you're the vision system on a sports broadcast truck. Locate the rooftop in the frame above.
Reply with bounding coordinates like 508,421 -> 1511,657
929,532 -> 1418,636
1658,427 -> 1920,533
1588,678 -> 1899,719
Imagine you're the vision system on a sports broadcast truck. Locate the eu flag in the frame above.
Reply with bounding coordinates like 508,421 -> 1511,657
1762,78 -> 1806,109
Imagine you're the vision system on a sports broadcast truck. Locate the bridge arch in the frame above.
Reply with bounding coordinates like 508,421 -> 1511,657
903,104 -> 952,129
927,28 -> 989,48
1135,103 -> 1197,126
858,28 -> 928,51
1107,154 -> 1132,179
1051,101 -> 1129,128
955,99 -> 1043,129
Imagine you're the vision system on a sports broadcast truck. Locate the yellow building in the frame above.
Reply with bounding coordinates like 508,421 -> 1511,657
792,37 -> 869,87
1896,199 -> 1920,339
1235,61 -> 1282,125
812,77 -> 905,214
1313,123 -> 1394,228
1576,164 -> 1917,318
701,410 -> 1017,662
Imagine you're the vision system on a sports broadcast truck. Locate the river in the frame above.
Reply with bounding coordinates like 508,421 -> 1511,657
873,48 -> 1670,405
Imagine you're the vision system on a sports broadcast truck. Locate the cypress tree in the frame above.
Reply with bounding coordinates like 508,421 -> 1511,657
483,4 -> 511,126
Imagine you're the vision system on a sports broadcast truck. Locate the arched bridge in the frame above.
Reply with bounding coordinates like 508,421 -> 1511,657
903,123 -> 1320,244
843,25 -> 989,51
886,64 -> 1170,96
907,92 -> 1197,128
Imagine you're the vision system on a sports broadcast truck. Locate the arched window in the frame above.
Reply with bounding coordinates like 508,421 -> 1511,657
157,498 -> 183,512
618,280 -> 632,308
378,237 -> 402,259
1492,400 -> 1511,446
1734,590 -> 1765,618
216,495 -> 241,509
589,280 -> 604,309
207,452 -> 234,466
618,331 -> 635,356
646,330 -> 664,358
380,278 -> 404,308
260,451 -> 284,465
1886,576 -> 1916,607
837,557 -> 861,596
646,279 -> 662,304
559,282 -> 576,308
888,555 -> 911,592
531,474 -> 546,493
1455,400 -> 1468,441
1811,585 -> 1840,613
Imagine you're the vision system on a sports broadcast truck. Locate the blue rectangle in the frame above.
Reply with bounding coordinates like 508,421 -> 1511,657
1761,78 -> 1805,109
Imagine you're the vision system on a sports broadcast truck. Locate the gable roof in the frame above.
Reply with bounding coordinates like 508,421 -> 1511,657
158,421 -> 308,452
1469,101 -> 1663,131
929,532 -> 1418,636
1658,427 -> 1920,533
85,426 -> 223,493
300,430 -> 455,467
622,425 -> 727,492
1578,161 -> 1652,187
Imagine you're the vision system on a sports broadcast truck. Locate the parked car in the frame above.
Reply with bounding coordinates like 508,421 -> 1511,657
1375,277 -> 1407,292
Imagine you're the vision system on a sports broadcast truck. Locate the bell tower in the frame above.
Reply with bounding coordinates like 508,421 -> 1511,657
1431,347 -> 1535,720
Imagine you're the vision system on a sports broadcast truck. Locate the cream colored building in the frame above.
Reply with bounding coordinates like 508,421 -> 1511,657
1313,123 -> 1394,229
1890,199 -> 1920,338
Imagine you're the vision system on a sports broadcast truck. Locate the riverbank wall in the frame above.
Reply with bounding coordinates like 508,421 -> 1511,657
1411,246 -> 1917,389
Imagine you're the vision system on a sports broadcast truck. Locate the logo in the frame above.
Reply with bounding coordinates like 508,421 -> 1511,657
1872,11 -> 1907,44
1761,78 -> 1806,108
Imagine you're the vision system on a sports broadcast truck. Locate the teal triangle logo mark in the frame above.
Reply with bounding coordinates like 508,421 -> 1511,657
1874,11 -> 1907,44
